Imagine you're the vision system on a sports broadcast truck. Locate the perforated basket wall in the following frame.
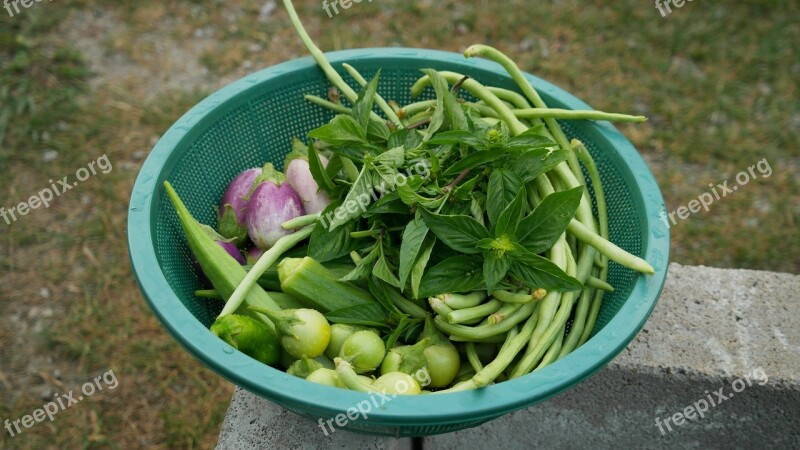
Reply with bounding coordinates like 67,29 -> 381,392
128,48 -> 669,437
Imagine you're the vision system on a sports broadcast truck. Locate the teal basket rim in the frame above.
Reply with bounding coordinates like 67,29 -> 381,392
128,47 -> 669,429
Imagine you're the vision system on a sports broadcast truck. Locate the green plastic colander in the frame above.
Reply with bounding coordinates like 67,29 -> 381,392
127,48 -> 669,437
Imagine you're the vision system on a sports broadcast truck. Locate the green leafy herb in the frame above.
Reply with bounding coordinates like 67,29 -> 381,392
486,169 -> 524,226
518,186 -> 583,254
308,114 -> 367,146
398,216 -> 430,289
510,245 -> 583,290
418,255 -> 484,298
419,209 -> 489,254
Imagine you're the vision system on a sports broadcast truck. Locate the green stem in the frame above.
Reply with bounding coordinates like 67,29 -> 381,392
557,285 -> 593,358
509,237 -> 568,378
283,1 -> 357,102
463,44 -> 585,184
220,226 -> 314,317
195,289 -> 221,299
493,289 -> 546,304
334,358 -> 380,393
410,71 -> 528,135
586,276 -> 614,292
282,0 -> 382,123
465,343 -> 484,372
567,219 -> 654,274
445,299 -> 502,325
341,63 -> 403,127
579,265 -> 608,346
440,292 -> 486,309
400,99 -> 436,119
471,308 -> 539,388
448,334 -> 507,344
466,102 -> 646,123
538,329 -> 564,368
428,296 -> 454,317
281,213 -> 320,230
434,302 -> 536,340
350,229 -> 381,239
486,87 -> 532,109
574,139 -> 610,267
516,108 -> 646,122
487,302 -> 523,324
303,94 -> 351,114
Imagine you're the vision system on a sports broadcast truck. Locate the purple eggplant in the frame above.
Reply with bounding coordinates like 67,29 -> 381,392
218,167 -> 262,246
218,240 -> 246,265
284,139 -> 331,215
246,246 -> 265,265
194,225 -> 246,286
246,163 -> 305,249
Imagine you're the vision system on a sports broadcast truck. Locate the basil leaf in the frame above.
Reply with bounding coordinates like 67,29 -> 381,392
325,303 -> 389,328
427,130 -> 486,149
396,178 -> 444,209
324,154 -> 344,181
309,202 -> 360,262
308,115 -> 367,145
452,175 -> 480,201
340,245 -> 380,281
373,147 -> 404,168
364,192 -> 408,216
518,186 -> 583,254
368,276 -> 403,316
420,69 -> 447,141
410,236 -> 435,299
352,71 -> 380,129
384,315 -> 414,349
505,125 -> 556,150
419,209 -> 489,254
308,144 -> 335,194
327,163 -> 374,231
493,187 -> 528,237
443,149 -> 507,176
486,168 -> 524,226
399,217 -> 429,290
510,246 -> 583,291
418,255 -> 484,298
372,164 -> 400,193
483,251 -> 511,294
511,148 -> 568,183
443,81 -> 468,131
469,193 -> 486,226
340,157 -> 360,182
367,118 -> 391,142
388,128 -> 410,149
424,68 -> 468,133
373,252 -> 401,288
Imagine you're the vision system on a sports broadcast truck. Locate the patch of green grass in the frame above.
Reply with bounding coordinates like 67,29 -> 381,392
0,11 -> 89,164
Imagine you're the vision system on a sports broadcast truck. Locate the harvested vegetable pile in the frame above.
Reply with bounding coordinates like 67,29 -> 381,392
163,0 -> 654,394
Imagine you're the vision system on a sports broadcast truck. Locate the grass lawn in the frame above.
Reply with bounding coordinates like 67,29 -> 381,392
0,0 -> 797,447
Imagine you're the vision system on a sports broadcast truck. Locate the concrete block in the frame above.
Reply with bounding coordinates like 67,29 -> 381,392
217,264 -> 800,449
425,263 -> 800,449
217,387 -> 412,449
